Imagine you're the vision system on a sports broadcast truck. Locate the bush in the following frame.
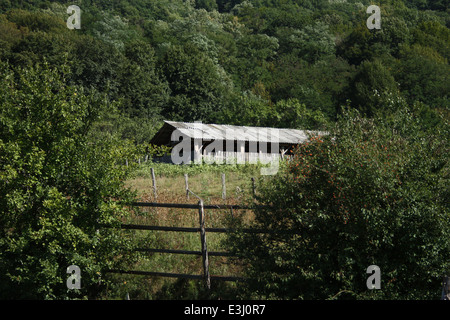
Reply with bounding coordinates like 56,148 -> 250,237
228,107 -> 449,299
0,61 -> 137,299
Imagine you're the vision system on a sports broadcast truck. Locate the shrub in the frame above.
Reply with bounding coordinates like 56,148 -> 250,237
0,61 -> 137,299
228,107 -> 449,299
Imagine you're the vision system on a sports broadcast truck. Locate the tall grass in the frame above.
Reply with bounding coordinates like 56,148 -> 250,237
102,162 -> 265,300
130,160 -> 268,178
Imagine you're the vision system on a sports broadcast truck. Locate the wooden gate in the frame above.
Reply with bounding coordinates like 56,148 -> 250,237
107,200 -> 254,289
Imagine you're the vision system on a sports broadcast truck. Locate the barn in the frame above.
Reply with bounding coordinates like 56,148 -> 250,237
150,120 -> 323,165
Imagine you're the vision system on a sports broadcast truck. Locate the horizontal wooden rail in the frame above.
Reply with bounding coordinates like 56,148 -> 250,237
135,248 -> 236,257
106,269 -> 244,282
118,224 -> 199,233
116,223 -> 300,235
131,202 -> 265,210
103,201 -> 281,287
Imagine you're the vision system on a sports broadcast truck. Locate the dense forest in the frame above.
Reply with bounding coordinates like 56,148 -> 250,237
0,0 -> 448,142
0,0 -> 449,300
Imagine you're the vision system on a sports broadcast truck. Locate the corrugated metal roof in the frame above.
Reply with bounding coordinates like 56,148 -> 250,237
164,121 -> 323,144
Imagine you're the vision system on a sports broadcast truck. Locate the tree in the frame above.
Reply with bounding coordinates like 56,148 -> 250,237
195,0 -> 218,11
4,9 -> 66,32
292,22 -> 336,64
347,59 -> 400,117
228,107 -> 449,300
394,44 -> 450,109
160,43 -> 232,122
70,34 -> 123,100
214,90 -> 272,126
216,0 -> 244,12
0,61 -> 137,299
271,98 -> 328,130
233,32 -> 279,90
337,23 -> 382,66
116,39 -> 170,119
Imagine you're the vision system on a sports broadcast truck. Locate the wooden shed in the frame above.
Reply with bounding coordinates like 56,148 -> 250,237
150,120 -> 322,164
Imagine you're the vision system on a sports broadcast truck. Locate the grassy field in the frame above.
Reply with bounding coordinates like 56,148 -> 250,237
102,162 -> 265,300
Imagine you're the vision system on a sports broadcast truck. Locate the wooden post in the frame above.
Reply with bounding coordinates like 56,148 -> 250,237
251,177 -> 256,198
442,276 -> 450,300
151,168 -> 157,201
198,200 -> 210,290
221,173 -> 226,201
185,174 -> 189,200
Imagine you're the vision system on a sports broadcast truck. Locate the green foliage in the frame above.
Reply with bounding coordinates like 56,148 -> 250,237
292,21 -> 336,64
195,0 -> 218,11
228,107 -> 449,300
0,61 -> 137,299
394,44 -> 450,109
5,8 -> 66,32
1,1 -> 448,123
233,33 -> 279,90
347,59 -> 401,117
160,42 -> 233,122
117,40 -> 169,119
0,0 -> 449,300
271,98 -> 329,129
216,93 -> 328,129
131,159 -> 265,179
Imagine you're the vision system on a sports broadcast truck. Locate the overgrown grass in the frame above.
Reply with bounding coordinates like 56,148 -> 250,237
102,161 -> 267,300
130,160 -> 269,178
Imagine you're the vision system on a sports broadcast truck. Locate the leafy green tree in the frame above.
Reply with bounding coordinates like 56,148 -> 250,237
292,22 -> 336,64
406,0 -> 448,11
214,90 -> 273,126
394,44 -> 449,109
0,13 -> 29,53
195,0 -> 218,11
270,54 -> 355,119
271,98 -> 328,130
337,23 -> 380,66
220,93 -> 328,129
347,59 -> 400,117
216,0 -> 244,12
88,10 -> 140,51
228,107 -> 449,300
117,39 -> 170,119
0,61 -> 137,299
233,32 -> 279,90
70,34 -> 123,99
375,15 -> 412,57
4,9 -> 66,32
160,43 -> 232,122
411,21 -> 450,62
